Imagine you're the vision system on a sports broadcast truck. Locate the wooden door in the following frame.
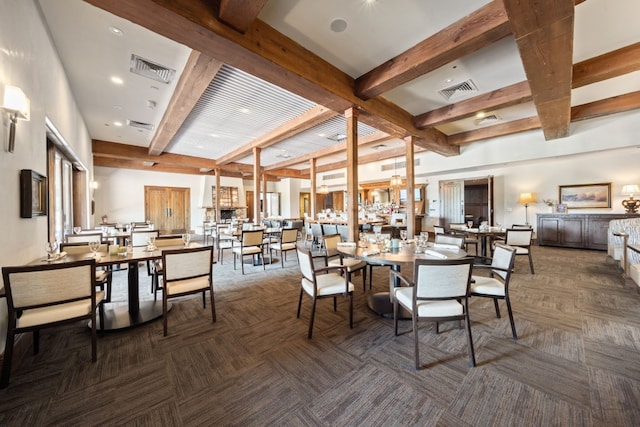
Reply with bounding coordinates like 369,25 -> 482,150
144,186 -> 190,234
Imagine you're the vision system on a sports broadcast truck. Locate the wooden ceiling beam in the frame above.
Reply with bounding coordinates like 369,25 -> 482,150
216,105 -> 338,165
448,116 -> 541,145
93,140 -> 218,169
85,0 -> 455,156
148,51 -> 223,155
414,81 -> 532,128
572,42 -> 640,89
571,91 -> 640,122
503,0 -> 574,141
217,0 -> 268,33
355,0 -> 511,100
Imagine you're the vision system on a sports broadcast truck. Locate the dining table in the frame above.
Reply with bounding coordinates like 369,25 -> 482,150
29,243 -> 203,331
337,240 -> 468,317
463,227 -> 506,257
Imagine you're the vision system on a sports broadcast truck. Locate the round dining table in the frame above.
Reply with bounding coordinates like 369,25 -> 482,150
337,241 -> 468,317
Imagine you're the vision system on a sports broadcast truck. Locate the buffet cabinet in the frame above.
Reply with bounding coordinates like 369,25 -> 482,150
537,213 -> 640,250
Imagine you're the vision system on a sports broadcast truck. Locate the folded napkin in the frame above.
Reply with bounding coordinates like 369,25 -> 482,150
337,242 -> 356,247
362,249 -> 380,256
433,243 -> 459,251
424,249 -> 448,259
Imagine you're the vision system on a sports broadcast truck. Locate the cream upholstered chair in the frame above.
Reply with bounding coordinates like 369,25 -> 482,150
232,229 -> 265,274
149,236 -> 185,300
391,257 -> 475,370
297,247 -> 354,339
60,242 -> 113,302
269,227 -> 299,268
434,233 -> 465,249
322,233 -> 367,291
504,228 -> 535,273
130,229 -> 160,247
161,246 -> 215,336
449,223 -> 478,255
1,259 -> 105,388
471,243 -> 518,339
65,232 -> 104,244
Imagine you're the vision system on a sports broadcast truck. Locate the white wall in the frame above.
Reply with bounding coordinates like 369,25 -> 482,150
0,0 -> 94,351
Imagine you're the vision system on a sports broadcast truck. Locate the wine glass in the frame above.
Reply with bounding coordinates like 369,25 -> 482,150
182,233 -> 191,247
400,229 -> 408,243
146,235 -> 156,249
467,220 -> 473,229
45,241 -> 58,261
73,226 -> 81,234
88,240 -> 101,259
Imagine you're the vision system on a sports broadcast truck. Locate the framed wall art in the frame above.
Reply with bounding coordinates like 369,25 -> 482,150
20,169 -> 47,218
558,183 -> 611,209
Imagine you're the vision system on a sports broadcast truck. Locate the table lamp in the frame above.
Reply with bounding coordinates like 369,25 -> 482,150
621,184 -> 640,213
517,192 -> 537,225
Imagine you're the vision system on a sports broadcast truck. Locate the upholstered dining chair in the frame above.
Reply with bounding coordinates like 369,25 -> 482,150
149,236 -> 185,300
65,231 -> 104,244
232,229 -> 265,274
434,233 -> 465,249
504,228 -> 535,273
130,229 -> 160,247
1,259 -> 105,388
322,233 -> 368,291
161,246 -> 215,336
471,243 -> 518,339
60,242 -> 113,302
269,227 -> 299,268
391,257 -> 475,370
296,247 -> 354,339
449,223 -> 478,255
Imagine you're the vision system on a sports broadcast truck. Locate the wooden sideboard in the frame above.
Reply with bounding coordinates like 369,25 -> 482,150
537,213 -> 640,250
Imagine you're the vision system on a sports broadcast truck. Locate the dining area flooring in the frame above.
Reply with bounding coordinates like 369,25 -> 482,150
0,244 -> 639,426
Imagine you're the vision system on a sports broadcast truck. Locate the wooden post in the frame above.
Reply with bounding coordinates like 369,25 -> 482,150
345,107 -> 359,242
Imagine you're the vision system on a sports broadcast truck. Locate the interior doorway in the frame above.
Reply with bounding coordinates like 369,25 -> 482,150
440,176 -> 493,229
144,186 -> 190,234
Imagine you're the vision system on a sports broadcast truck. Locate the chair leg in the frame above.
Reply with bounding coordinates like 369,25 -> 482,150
413,315 -> 420,370
0,327 -> 15,388
464,312 -> 477,367
33,330 -> 40,355
91,310 -> 98,363
493,298 -> 501,318
393,299 -> 399,336
297,288 -> 304,318
209,285 -> 217,322
99,302 -> 105,332
308,297 -> 317,339
348,293 -> 353,329
505,296 -> 517,339
528,252 -> 535,274
163,293 -> 169,337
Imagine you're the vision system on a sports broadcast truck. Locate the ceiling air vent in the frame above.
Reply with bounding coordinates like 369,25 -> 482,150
476,114 -> 501,126
327,133 -> 347,142
438,79 -> 479,100
130,54 -> 176,84
127,119 -> 155,131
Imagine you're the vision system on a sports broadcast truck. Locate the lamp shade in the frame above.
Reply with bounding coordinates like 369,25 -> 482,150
1,85 -> 30,121
319,184 -> 329,194
389,175 -> 402,187
517,192 -> 536,205
621,184 -> 639,196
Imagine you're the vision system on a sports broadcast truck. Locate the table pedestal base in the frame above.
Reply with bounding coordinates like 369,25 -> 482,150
97,301 -> 171,331
367,292 -> 411,319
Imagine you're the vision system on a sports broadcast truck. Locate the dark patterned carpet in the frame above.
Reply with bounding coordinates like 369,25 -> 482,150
1,244 -> 639,426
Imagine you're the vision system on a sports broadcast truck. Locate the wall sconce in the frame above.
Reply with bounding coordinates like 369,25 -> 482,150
621,184 -> 640,213
90,181 -> 98,215
319,184 -> 329,194
1,85 -> 31,153
517,192 -> 537,225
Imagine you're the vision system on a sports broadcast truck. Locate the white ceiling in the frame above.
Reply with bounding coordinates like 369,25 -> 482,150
38,0 -> 640,171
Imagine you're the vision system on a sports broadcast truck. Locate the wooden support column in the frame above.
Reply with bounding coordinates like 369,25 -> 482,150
345,107 -> 359,242
310,158 -> 316,220
214,168 -> 221,223
404,136 -> 416,238
262,172 -> 268,220
253,147 -> 261,225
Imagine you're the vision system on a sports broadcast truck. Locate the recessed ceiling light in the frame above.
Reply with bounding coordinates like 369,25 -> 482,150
113,121 -> 123,127
110,76 -> 123,85
444,78 -> 453,83
238,107 -> 250,114
209,133 -> 219,138
108,26 -> 123,36
317,133 -> 326,137
476,112 -> 486,118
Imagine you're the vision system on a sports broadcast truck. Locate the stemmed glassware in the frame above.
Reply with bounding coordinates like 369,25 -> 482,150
146,236 -> 156,249
88,240 -> 101,259
182,233 -> 191,247
45,241 -> 58,261
400,229 -> 408,244
467,220 -> 474,229
73,226 -> 81,234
